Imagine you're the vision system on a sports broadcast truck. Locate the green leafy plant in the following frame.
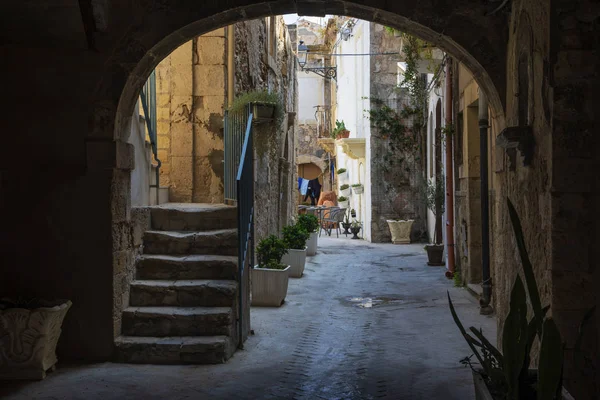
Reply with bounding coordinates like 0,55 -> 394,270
452,270 -> 463,287
296,214 -> 319,233
256,235 -> 288,270
340,184 -> 350,190
331,120 -> 349,139
448,197 -> 594,399
338,196 -> 348,202
282,224 -> 310,250
228,90 -> 284,123
350,219 -> 362,229
337,168 -> 347,174
423,175 -> 445,244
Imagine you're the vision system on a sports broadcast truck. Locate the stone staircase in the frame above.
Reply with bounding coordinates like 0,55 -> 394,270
115,203 -> 240,364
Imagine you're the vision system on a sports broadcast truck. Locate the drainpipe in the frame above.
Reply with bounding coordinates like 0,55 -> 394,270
444,62 -> 456,279
478,90 -> 493,315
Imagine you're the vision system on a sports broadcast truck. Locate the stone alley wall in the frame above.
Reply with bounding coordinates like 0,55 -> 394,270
369,23 -> 427,243
234,17 -> 298,244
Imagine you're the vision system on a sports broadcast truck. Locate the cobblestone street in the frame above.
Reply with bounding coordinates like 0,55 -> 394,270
2,237 -> 496,400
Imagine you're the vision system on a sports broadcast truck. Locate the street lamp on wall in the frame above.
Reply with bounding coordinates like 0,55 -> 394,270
297,41 -> 337,80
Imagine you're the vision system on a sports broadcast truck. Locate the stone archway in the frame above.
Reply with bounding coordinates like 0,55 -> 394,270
41,0 -> 508,361
86,0 -> 508,362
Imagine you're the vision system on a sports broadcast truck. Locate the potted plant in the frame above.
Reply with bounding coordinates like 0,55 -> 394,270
423,176 -> 445,266
337,196 -> 349,208
350,219 -> 362,239
448,198 -> 580,400
339,184 -> 351,197
228,90 -> 283,123
331,120 -> 350,139
342,209 -> 352,235
281,224 -> 310,278
297,214 -> 319,256
0,298 -> 72,380
337,168 -> 347,180
252,235 -> 290,307
386,193 -> 414,244
351,183 -> 364,195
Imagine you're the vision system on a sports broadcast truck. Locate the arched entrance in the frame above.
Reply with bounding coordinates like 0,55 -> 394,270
88,0 -> 507,362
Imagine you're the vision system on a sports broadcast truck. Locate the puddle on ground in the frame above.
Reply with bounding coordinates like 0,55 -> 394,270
345,296 -> 404,308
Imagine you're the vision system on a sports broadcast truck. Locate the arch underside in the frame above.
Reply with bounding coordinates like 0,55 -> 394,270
96,0 -> 507,143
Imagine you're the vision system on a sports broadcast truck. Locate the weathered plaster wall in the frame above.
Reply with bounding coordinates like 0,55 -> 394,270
369,23 -> 427,243
234,17 -> 298,243
454,74 -> 484,285
548,1 -> 600,397
154,30 -> 227,204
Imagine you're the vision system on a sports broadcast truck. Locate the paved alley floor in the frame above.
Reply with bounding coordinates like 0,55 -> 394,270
1,236 -> 496,400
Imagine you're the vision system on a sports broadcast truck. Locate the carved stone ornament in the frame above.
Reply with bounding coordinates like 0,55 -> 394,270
496,126 -> 535,167
386,220 -> 415,244
0,300 -> 72,380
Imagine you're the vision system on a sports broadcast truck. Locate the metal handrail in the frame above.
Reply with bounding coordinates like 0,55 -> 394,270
139,71 -> 162,205
235,108 -> 254,349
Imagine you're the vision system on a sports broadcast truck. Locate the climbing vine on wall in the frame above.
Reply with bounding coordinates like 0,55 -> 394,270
365,32 -> 443,174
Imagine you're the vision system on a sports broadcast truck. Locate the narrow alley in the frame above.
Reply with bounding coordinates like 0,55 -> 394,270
1,238 -> 495,400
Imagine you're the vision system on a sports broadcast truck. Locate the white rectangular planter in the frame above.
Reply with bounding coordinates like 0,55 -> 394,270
306,231 -> 318,256
0,300 -> 72,380
251,265 -> 290,307
340,187 -> 351,197
281,247 -> 307,278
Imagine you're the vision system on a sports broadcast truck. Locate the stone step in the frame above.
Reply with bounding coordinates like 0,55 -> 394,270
129,280 -> 238,307
114,335 -> 235,364
143,229 -> 238,256
122,306 -> 233,337
150,203 -> 237,231
137,255 -> 238,280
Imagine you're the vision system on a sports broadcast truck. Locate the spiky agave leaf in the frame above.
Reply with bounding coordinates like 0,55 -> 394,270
503,275 -> 529,399
447,291 -> 489,375
507,198 -> 544,337
537,318 -> 564,400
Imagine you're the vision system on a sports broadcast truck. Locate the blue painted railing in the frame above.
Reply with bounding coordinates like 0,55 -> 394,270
139,71 -> 161,205
236,109 -> 254,349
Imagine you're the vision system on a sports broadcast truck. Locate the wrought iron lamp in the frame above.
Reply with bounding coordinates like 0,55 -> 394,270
297,41 -> 337,80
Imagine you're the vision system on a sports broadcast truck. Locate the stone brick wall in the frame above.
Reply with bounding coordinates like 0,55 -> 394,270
155,30 -> 227,203
369,23 -> 427,243
234,17 -> 298,244
548,1 -> 599,397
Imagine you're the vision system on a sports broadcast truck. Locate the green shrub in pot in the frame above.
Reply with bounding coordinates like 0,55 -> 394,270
296,214 -> 319,233
340,184 -> 350,190
282,224 -> 310,250
256,235 -> 288,270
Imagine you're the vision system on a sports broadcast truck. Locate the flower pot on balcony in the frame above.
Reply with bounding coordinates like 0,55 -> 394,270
252,102 -> 276,121
340,187 -> 351,197
306,231 -> 318,256
386,219 -> 414,244
338,200 -> 349,209
281,247 -> 307,278
251,265 -> 291,307
335,130 -> 350,139
0,299 -> 72,380
424,244 -> 445,266
352,185 -> 364,194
